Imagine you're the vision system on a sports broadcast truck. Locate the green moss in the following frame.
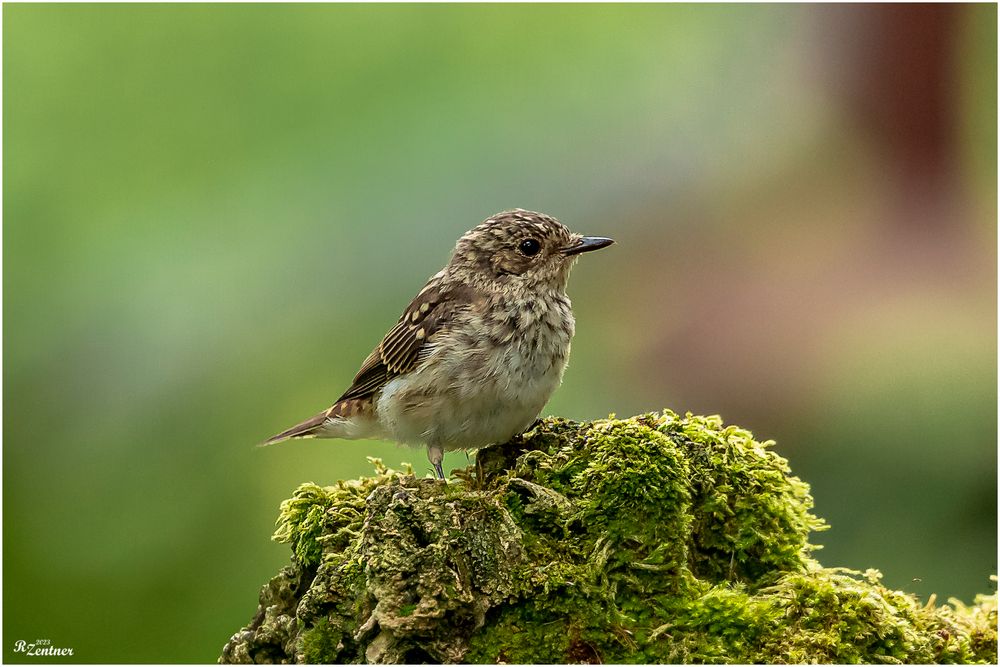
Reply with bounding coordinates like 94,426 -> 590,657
272,458 -> 411,568
220,412 -> 997,664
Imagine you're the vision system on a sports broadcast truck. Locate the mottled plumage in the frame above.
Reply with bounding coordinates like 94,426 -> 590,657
264,209 -> 613,478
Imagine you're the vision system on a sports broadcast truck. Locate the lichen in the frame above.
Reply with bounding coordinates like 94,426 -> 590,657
219,411 -> 998,664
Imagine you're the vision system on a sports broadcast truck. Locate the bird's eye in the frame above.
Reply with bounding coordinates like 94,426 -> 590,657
519,238 -> 541,257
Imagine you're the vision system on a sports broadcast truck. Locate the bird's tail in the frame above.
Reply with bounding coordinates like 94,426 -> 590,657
260,398 -> 372,447
259,411 -> 330,447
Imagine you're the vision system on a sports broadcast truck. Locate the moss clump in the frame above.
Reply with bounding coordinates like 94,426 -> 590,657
219,412 -> 998,664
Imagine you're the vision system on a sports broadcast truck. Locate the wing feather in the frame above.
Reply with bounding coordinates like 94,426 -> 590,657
335,277 -> 476,403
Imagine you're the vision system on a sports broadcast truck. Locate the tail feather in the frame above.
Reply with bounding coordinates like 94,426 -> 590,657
260,411 -> 329,447
258,397 -> 373,447
260,398 -> 373,447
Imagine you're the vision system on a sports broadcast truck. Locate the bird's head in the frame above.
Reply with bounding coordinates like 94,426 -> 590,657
448,209 -> 613,292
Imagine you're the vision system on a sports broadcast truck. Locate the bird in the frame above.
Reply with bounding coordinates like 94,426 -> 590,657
263,209 -> 614,479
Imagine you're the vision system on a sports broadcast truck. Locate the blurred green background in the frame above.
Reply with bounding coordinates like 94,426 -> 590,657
4,4 -> 996,663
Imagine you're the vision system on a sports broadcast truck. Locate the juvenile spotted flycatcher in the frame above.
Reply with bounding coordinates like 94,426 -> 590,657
264,209 -> 613,478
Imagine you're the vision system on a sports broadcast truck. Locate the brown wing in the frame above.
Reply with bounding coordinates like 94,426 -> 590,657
336,277 -> 476,402
261,277 -> 477,446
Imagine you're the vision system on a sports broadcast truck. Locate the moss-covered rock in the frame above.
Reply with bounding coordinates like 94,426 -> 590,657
219,412 -> 997,664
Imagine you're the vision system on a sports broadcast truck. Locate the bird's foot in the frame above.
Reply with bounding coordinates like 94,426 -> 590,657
427,444 -> 446,481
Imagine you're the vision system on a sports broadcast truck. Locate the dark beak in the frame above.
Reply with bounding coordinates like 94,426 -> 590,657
561,236 -> 615,256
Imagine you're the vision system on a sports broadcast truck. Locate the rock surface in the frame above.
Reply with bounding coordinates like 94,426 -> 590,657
220,412 -> 997,663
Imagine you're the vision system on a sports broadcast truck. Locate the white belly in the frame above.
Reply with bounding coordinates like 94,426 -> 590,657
374,327 -> 570,450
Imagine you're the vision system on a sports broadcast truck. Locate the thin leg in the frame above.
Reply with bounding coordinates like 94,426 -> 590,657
428,444 -> 445,480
